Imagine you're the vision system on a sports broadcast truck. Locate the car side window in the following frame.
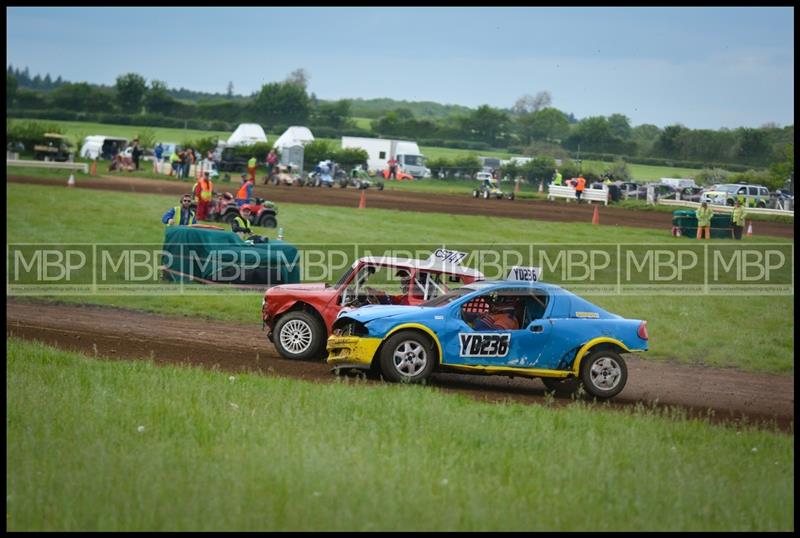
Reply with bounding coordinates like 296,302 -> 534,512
460,292 -> 525,331
738,187 -> 747,195
748,186 -> 758,196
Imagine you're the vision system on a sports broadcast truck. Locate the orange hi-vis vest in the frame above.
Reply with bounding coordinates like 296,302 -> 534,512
576,177 -> 586,191
199,178 -> 213,201
236,180 -> 251,200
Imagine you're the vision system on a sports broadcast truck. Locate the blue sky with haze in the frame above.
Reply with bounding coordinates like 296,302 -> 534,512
6,6 -> 794,130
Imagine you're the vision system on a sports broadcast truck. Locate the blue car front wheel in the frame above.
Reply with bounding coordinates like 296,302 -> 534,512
379,331 -> 435,384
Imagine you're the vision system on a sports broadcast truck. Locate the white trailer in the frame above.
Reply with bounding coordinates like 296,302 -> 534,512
341,136 -> 431,178
660,177 -> 696,189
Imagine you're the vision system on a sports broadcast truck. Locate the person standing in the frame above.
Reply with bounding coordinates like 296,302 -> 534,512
169,148 -> 181,177
161,195 -> 197,226
552,169 -> 563,186
387,156 -> 398,180
193,172 -> 214,221
235,173 -> 254,207
265,149 -> 278,184
695,201 -> 714,240
575,174 -> 586,203
153,143 -> 164,174
731,200 -> 747,240
131,139 -> 142,171
247,155 -> 258,182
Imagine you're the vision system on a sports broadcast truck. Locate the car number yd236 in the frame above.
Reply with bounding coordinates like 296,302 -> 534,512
459,333 -> 510,357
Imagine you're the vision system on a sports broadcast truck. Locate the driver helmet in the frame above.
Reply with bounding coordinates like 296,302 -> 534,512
396,269 -> 411,293
490,296 -> 518,315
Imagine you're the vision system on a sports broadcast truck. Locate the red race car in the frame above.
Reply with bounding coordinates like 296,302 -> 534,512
262,250 -> 484,360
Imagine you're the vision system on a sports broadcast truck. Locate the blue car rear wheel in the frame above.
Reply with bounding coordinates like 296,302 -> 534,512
580,349 -> 627,399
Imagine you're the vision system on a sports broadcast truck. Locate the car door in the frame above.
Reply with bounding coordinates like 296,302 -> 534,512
440,288 -> 552,368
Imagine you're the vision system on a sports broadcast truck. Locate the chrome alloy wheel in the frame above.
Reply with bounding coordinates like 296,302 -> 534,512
392,340 -> 428,376
279,319 -> 313,354
588,356 -> 623,391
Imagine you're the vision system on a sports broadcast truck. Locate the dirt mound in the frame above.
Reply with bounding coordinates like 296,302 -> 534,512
6,299 -> 793,431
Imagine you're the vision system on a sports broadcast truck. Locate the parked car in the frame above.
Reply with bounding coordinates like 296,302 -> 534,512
617,182 -> 640,199
701,183 -> 771,208
261,250 -> 485,361
327,273 -> 649,400
79,135 -> 128,160
33,133 -> 71,162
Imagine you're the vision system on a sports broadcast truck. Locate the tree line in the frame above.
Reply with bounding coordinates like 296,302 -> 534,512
6,67 -> 794,171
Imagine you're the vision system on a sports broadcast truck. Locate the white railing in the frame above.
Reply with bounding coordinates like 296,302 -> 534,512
547,185 -> 608,205
6,158 -> 88,174
657,198 -> 794,218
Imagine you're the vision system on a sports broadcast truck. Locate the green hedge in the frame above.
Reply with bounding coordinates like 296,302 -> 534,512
575,151 -> 754,172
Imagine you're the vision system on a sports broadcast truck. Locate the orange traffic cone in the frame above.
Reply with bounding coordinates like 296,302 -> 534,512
67,173 -> 75,187
514,178 -> 520,193
592,205 -> 599,225
90,159 -> 97,175
358,189 -> 366,209
746,220 -> 753,237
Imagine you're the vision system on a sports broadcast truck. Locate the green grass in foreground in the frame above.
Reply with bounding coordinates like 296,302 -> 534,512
6,338 -> 794,531
6,183 -> 794,375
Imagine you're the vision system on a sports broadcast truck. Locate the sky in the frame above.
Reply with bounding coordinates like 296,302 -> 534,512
6,6 -> 795,130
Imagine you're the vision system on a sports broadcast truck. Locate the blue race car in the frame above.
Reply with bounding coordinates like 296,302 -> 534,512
326,268 -> 648,399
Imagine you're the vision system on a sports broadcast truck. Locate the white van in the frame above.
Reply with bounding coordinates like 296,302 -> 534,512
341,136 -> 431,178
79,136 -> 129,160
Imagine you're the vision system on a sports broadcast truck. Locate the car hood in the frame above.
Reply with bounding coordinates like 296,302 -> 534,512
267,283 -> 330,294
342,305 -> 430,324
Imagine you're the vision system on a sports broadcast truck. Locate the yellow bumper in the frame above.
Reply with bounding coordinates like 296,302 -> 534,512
326,336 -> 382,367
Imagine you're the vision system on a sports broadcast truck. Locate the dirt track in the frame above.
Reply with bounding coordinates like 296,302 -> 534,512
6,300 -> 793,432
9,174 -> 794,238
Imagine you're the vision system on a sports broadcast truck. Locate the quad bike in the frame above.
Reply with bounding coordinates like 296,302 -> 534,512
473,179 -> 514,200
309,160 -> 347,188
208,192 -> 279,228
340,168 -> 385,190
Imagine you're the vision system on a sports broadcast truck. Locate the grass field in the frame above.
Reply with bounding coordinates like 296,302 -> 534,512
9,117 -> 707,182
6,338 -> 794,531
5,182 -> 794,374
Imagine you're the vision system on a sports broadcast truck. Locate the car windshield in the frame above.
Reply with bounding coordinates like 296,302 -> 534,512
402,155 -> 425,166
715,184 -> 739,193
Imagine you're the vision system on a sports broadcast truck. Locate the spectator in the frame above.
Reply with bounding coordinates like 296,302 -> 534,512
732,200 -> 747,240
153,143 -> 164,174
575,174 -> 586,203
131,139 -> 142,171
162,195 -> 196,226
169,148 -> 181,177
387,156 -> 398,180
185,147 -> 196,179
235,173 -> 254,207
231,205 -> 254,238
247,155 -> 257,182
695,201 -> 714,240
193,172 -> 214,221
265,149 -> 278,184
